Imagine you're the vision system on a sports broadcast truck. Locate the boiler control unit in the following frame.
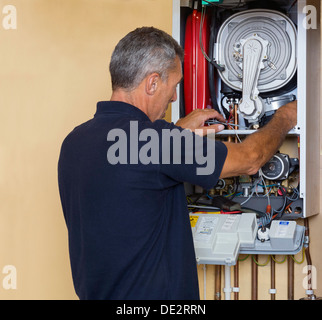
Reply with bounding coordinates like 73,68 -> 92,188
172,0 -> 320,255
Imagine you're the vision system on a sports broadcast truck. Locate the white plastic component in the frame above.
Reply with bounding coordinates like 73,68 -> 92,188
237,212 -> 257,246
238,35 -> 268,121
269,220 -> 297,250
257,227 -> 270,242
191,213 -> 257,266
224,265 -> 232,300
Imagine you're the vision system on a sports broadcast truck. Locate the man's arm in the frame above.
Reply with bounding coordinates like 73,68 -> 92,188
220,101 -> 297,178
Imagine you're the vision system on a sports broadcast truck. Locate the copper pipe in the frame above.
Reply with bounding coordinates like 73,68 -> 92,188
270,255 -> 276,300
251,255 -> 258,300
233,103 -> 239,299
300,219 -> 322,300
227,112 -> 233,143
234,261 -> 239,300
287,255 -> 294,300
234,104 -> 238,143
304,218 -> 314,298
305,247 -> 313,293
227,102 -> 235,143
214,265 -> 221,300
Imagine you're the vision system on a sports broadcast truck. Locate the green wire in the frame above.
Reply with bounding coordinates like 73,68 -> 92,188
271,255 -> 287,264
252,255 -> 270,266
291,248 -> 305,264
238,251 -> 303,265
238,254 -> 249,262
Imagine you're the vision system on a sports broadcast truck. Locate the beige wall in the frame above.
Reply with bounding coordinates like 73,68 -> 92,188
0,0 -> 172,299
0,0 -> 321,300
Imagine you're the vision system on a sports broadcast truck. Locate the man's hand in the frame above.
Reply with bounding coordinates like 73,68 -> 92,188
175,109 -> 226,136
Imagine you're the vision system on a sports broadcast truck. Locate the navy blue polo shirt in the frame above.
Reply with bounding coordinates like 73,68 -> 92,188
58,101 -> 227,300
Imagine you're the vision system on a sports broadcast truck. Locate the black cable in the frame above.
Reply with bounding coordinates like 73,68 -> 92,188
287,0 -> 298,14
228,177 -> 240,200
273,185 -> 293,220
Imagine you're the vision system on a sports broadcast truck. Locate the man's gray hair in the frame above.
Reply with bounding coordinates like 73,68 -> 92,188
109,27 -> 184,91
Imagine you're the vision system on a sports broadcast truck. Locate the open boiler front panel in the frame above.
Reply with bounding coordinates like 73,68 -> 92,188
172,0 -> 320,266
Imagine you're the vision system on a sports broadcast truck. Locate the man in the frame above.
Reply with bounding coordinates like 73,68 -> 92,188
58,27 -> 297,300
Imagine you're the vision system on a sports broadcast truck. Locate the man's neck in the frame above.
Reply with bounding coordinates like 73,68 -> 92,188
110,88 -> 151,120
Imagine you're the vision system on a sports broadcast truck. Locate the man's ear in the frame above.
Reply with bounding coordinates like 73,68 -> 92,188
145,73 -> 161,95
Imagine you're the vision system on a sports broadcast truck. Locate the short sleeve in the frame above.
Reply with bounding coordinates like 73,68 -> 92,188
155,120 -> 228,190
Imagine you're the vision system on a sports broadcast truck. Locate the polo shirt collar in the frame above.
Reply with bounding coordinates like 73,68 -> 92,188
95,101 -> 151,122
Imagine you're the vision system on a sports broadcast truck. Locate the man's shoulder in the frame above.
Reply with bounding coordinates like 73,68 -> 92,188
148,119 -> 183,131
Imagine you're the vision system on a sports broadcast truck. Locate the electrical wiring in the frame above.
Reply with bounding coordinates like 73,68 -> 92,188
223,101 -> 244,141
256,171 -> 275,227
240,190 -> 255,206
193,211 -> 221,214
256,186 -> 272,198
225,100 -> 239,132
199,6 -> 211,64
287,0 -> 298,14
227,108 -> 233,124
291,247 -> 305,264
208,172 -> 300,228
237,172 -> 300,227
258,185 -> 299,226
188,193 -> 206,205
187,192 -> 221,211
271,255 -> 287,264
258,212 -> 272,228
238,254 -> 249,262
206,119 -> 247,130
258,183 -> 278,188
227,177 -> 239,199
252,255 -> 270,267
271,196 -> 287,216
240,177 -> 262,206
233,129 -> 242,143
199,5 -> 226,73
191,159 -> 301,228
286,188 -> 299,201
258,169 -> 270,206
241,207 -> 264,216
270,186 -> 299,219
284,202 -> 293,212
220,210 -> 242,214
188,204 -> 221,211
206,192 -> 213,200
225,191 -> 242,198
271,186 -> 287,217
201,0 -> 243,9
